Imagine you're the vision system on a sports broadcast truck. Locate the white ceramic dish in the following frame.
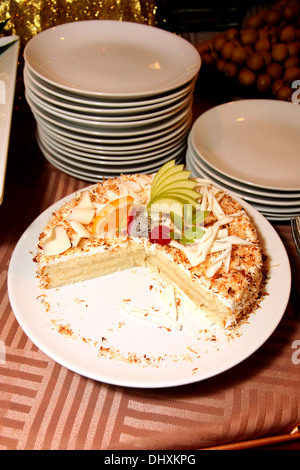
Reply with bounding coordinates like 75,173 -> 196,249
34,107 -> 192,145
39,148 -> 184,182
24,20 -> 200,98
24,65 -> 196,113
191,99 -> 300,191
186,149 -> 300,221
0,36 -> 19,204
37,135 -> 186,179
38,128 -> 188,164
188,147 -> 300,202
187,144 -> 300,207
28,95 -> 192,137
26,85 -> 192,124
38,128 -> 187,165
8,188 -> 291,388
26,86 -> 192,127
38,121 -> 190,154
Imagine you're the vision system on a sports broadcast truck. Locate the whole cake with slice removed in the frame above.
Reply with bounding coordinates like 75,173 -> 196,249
34,160 -> 265,329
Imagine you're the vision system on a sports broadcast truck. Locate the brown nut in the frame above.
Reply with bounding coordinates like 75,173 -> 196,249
280,25 -> 297,43
284,66 -> 300,82
240,28 -> 259,45
272,78 -> 285,96
238,68 -> 256,87
246,14 -> 264,29
220,41 -> 236,60
271,43 -> 289,62
256,73 -> 272,93
246,52 -> 265,71
223,61 -> 239,79
266,62 -> 283,80
255,37 -> 271,52
284,55 -> 300,69
276,84 -> 293,101
212,33 -> 227,51
231,46 -> 248,66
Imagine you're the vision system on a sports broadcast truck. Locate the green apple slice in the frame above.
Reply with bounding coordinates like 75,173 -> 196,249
148,195 -> 186,217
159,193 -> 198,207
160,188 -> 201,201
151,170 -> 192,199
148,161 -> 202,219
151,170 -> 191,198
155,179 -> 198,194
151,162 -> 184,194
151,160 -> 176,192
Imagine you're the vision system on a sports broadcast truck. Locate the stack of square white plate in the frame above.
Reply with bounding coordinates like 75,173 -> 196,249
186,99 -> 300,222
23,20 -> 200,181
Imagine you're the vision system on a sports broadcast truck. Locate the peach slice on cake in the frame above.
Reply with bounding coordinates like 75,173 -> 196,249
92,196 -> 135,235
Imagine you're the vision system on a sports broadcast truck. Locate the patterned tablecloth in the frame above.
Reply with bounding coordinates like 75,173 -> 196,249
0,87 -> 299,451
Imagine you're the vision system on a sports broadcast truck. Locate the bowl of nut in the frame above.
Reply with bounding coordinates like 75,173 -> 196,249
196,0 -> 300,102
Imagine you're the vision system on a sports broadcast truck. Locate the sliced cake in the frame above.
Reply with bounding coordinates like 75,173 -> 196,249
34,161 -> 265,329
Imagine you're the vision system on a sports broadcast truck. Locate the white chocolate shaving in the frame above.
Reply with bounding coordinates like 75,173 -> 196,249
77,191 -> 94,209
69,220 -> 91,247
119,180 -> 145,201
206,246 -> 232,278
105,190 -> 119,201
43,226 -> 71,256
169,204 -> 254,277
68,207 -> 95,225
120,302 -> 182,330
159,284 -> 178,321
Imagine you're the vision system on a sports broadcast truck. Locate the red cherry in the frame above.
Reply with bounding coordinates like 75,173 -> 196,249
149,225 -> 171,245
127,214 -> 135,227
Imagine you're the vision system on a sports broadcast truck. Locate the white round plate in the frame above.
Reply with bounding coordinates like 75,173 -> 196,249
187,144 -> 300,207
191,99 -> 300,191
38,128 -> 188,164
38,120 -> 190,156
39,150 -> 184,182
189,140 -> 300,200
24,65 -> 196,113
8,189 -> 291,388
38,131 -> 187,170
186,149 -> 300,220
26,85 -> 192,127
34,108 -> 192,145
24,20 -> 200,98
38,134 -> 186,177
28,95 -> 192,137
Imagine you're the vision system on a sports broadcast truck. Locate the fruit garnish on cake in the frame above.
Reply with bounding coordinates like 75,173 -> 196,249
92,195 -> 135,236
146,160 -> 208,245
34,160 -> 265,329
147,160 -> 200,215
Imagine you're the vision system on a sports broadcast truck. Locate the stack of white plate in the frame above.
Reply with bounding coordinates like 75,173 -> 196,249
186,99 -> 300,222
23,20 -> 200,181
